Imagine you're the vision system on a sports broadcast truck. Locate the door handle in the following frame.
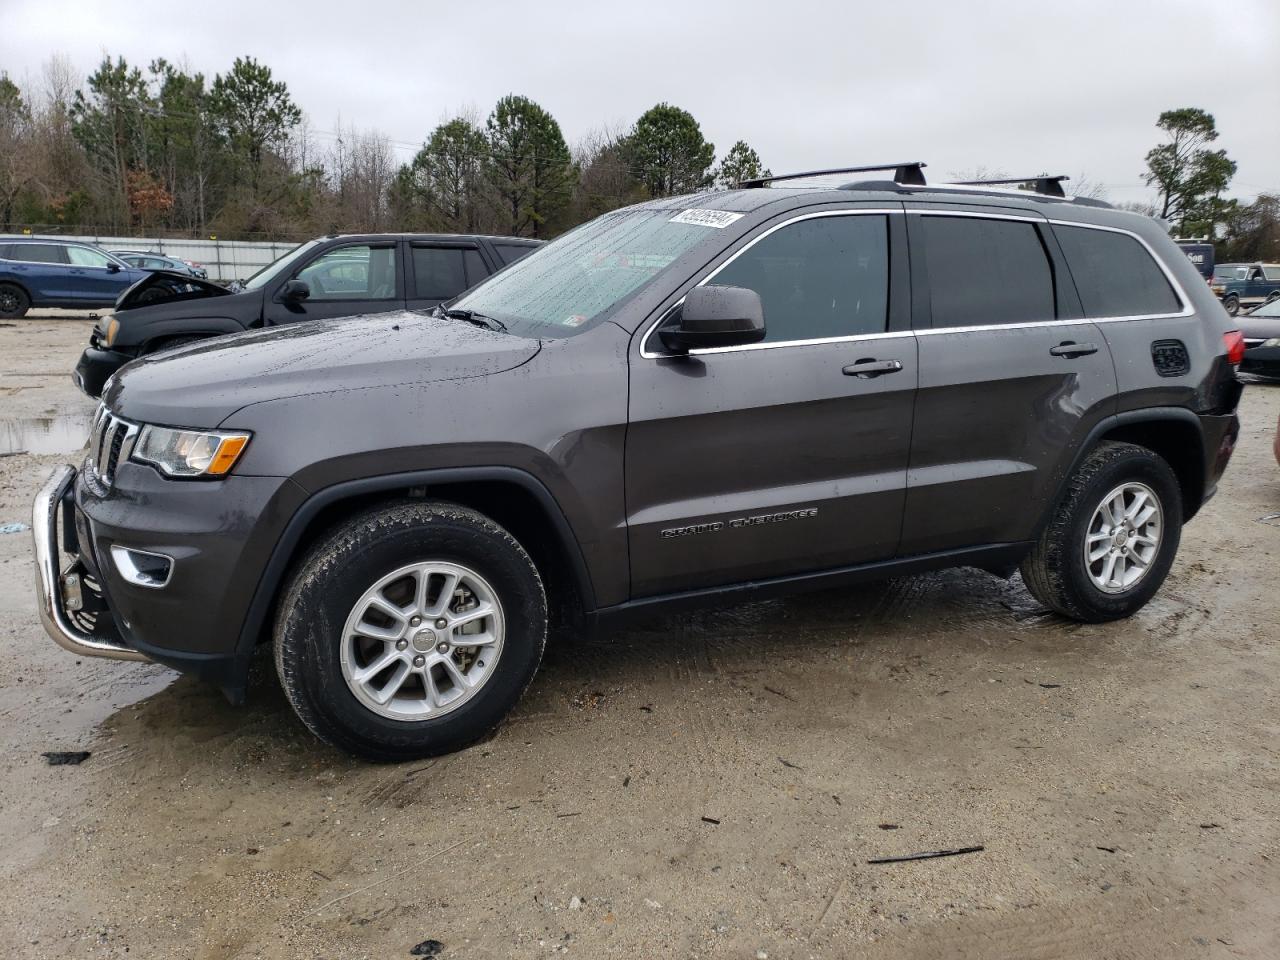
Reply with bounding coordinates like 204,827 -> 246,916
1049,341 -> 1099,358
842,358 -> 904,378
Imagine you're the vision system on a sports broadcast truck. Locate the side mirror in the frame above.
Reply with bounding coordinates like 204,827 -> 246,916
107,262 -> 121,273
279,279 -> 311,302
659,285 -> 765,353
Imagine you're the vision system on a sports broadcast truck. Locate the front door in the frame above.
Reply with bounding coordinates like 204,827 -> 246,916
898,208 -> 1118,555
626,209 -> 918,597
65,245 -> 135,303
263,241 -> 404,325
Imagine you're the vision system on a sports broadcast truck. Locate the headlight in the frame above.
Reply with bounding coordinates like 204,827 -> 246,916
101,315 -> 120,347
1263,338 -> 1280,348
132,425 -> 251,477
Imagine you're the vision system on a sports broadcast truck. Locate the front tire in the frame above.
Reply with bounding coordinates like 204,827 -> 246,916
1222,294 -> 1240,317
1021,442 -> 1182,622
274,501 -> 547,761
0,283 -> 30,319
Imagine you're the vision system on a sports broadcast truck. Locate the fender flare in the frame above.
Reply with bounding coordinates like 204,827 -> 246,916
230,465 -> 595,672
1036,406 -> 1207,538
125,316 -> 246,352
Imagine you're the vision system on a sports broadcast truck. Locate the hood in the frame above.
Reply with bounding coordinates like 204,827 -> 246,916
115,270 -> 233,311
104,310 -> 541,426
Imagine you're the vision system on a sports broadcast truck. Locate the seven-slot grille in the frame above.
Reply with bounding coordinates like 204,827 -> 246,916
86,405 -> 140,492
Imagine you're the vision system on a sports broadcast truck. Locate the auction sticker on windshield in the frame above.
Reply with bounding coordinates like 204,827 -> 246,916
669,209 -> 745,228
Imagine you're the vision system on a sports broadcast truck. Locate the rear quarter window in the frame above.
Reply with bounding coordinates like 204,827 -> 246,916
1056,226 -> 1182,318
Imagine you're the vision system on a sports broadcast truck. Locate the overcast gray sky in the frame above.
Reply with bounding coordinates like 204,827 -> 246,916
4,0 -> 1277,207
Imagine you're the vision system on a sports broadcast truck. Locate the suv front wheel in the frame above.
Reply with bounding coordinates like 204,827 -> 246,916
274,501 -> 547,761
1021,442 -> 1182,622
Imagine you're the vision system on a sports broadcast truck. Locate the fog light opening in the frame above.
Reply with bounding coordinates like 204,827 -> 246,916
109,546 -> 174,589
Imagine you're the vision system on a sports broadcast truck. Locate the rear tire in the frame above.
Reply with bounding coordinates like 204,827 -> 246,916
274,501 -> 547,761
0,283 -> 30,319
1021,442 -> 1182,622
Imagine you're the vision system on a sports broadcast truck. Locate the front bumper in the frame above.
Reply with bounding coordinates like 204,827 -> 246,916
32,461 -> 307,701
32,465 -> 149,662
74,344 -> 134,399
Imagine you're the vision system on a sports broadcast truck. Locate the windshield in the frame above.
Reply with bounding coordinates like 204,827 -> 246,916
448,208 -> 729,336
243,240 -> 320,290
1213,265 -> 1247,281
1250,298 -> 1280,318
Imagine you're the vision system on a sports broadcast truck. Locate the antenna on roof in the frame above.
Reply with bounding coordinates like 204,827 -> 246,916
739,162 -> 927,189
951,175 -> 1070,198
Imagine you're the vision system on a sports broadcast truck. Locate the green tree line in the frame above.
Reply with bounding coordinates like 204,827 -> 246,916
0,54 -> 768,241
1,55 -> 1274,261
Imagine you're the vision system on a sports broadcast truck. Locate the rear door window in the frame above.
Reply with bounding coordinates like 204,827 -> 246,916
12,243 -> 68,264
1055,225 -> 1181,318
412,246 -> 486,300
494,242 -> 536,266
707,214 -> 890,343
919,216 -> 1056,327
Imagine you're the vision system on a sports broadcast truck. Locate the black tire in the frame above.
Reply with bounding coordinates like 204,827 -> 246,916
1223,294 -> 1240,317
1021,442 -> 1182,623
0,283 -> 30,319
274,501 -> 547,761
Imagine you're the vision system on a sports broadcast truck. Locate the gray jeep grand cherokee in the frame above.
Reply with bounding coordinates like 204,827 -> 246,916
33,163 -> 1244,760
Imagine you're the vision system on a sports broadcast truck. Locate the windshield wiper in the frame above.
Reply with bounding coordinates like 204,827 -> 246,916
435,306 -> 507,333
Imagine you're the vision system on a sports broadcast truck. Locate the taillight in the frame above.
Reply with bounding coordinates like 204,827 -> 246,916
1224,330 -> 1245,365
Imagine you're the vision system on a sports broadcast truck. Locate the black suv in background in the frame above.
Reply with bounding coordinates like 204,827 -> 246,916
74,232 -> 541,397
35,164 -> 1243,761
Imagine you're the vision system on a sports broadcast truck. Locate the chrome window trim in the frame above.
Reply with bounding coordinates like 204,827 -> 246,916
639,208 -> 901,359
640,209 -> 1197,360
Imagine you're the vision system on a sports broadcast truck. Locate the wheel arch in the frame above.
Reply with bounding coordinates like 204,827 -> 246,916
1049,409 -> 1208,532
232,467 -> 595,668
0,277 -> 32,308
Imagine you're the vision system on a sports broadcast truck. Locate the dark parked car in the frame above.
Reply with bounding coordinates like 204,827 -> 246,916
111,250 -> 209,280
0,238 -> 149,317
1239,293 -> 1280,378
74,232 -> 541,398
34,164 -> 1243,760
1212,262 -> 1280,316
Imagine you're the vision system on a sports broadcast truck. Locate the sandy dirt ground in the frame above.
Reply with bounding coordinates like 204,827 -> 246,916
1,316 -> 1278,960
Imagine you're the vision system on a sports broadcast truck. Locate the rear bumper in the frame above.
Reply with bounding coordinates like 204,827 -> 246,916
1240,344 -> 1280,378
74,345 -> 133,399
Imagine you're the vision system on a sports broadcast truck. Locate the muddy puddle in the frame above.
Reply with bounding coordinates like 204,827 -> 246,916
0,414 -> 89,456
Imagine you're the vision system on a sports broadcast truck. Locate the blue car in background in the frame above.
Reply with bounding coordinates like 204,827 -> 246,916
0,238 -> 150,318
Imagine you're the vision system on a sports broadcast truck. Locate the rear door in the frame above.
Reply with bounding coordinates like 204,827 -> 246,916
626,206 -> 918,596
7,242 -> 69,302
262,241 -> 404,326
899,206 -> 1117,555
405,241 -> 493,310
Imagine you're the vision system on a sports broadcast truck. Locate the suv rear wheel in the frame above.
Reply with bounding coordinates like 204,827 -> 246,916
1021,442 -> 1182,622
274,501 -> 547,761
0,283 -> 30,319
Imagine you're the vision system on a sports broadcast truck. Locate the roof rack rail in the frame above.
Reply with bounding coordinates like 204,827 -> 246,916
950,175 -> 1070,198
739,162 -> 927,189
